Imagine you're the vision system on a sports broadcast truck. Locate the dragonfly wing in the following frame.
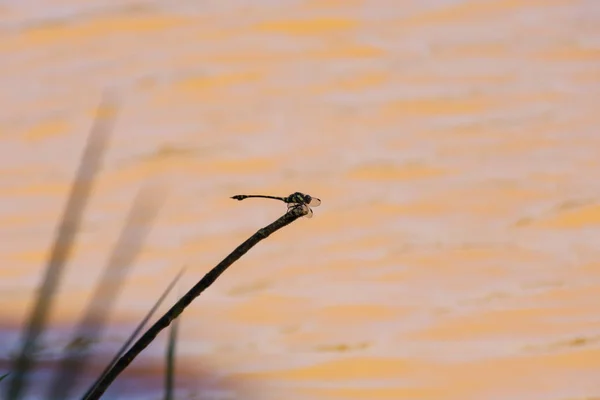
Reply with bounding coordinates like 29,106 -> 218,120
304,205 -> 313,218
309,197 -> 321,207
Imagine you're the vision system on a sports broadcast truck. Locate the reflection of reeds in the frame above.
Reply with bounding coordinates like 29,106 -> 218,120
5,91 -> 117,400
46,185 -> 166,400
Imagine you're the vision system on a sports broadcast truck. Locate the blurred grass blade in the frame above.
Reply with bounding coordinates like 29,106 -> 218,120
82,266 -> 186,400
0,373 -> 9,383
47,184 -> 165,400
5,91 -> 118,400
164,309 -> 179,400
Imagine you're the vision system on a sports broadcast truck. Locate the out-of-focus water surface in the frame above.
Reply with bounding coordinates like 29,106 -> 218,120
1,0 -> 600,399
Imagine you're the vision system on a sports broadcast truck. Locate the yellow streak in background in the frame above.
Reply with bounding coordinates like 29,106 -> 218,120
255,18 -> 358,34
24,120 -> 69,142
348,163 -> 449,181
536,204 -> 600,229
21,15 -> 189,45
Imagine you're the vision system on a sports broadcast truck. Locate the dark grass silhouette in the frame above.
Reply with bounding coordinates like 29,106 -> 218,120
163,308 -> 179,400
46,185 -> 166,400
5,91 -> 118,400
82,267 -> 186,400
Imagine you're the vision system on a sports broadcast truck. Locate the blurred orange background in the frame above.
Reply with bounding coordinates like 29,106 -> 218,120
1,0 -> 599,399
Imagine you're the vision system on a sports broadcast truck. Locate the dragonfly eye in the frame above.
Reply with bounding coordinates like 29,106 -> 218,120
304,194 -> 312,203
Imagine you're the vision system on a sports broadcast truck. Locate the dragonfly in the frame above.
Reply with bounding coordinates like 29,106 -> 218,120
231,192 -> 321,218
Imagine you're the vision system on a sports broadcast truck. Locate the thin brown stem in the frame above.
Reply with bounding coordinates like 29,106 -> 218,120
81,267 -> 186,400
83,206 -> 307,399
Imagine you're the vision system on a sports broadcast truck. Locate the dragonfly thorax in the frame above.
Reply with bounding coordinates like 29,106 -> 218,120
286,192 -> 311,204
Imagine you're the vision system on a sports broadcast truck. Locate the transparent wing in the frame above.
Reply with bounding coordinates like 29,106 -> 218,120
308,197 -> 321,207
303,204 -> 313,218
288,203 -> 313,218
